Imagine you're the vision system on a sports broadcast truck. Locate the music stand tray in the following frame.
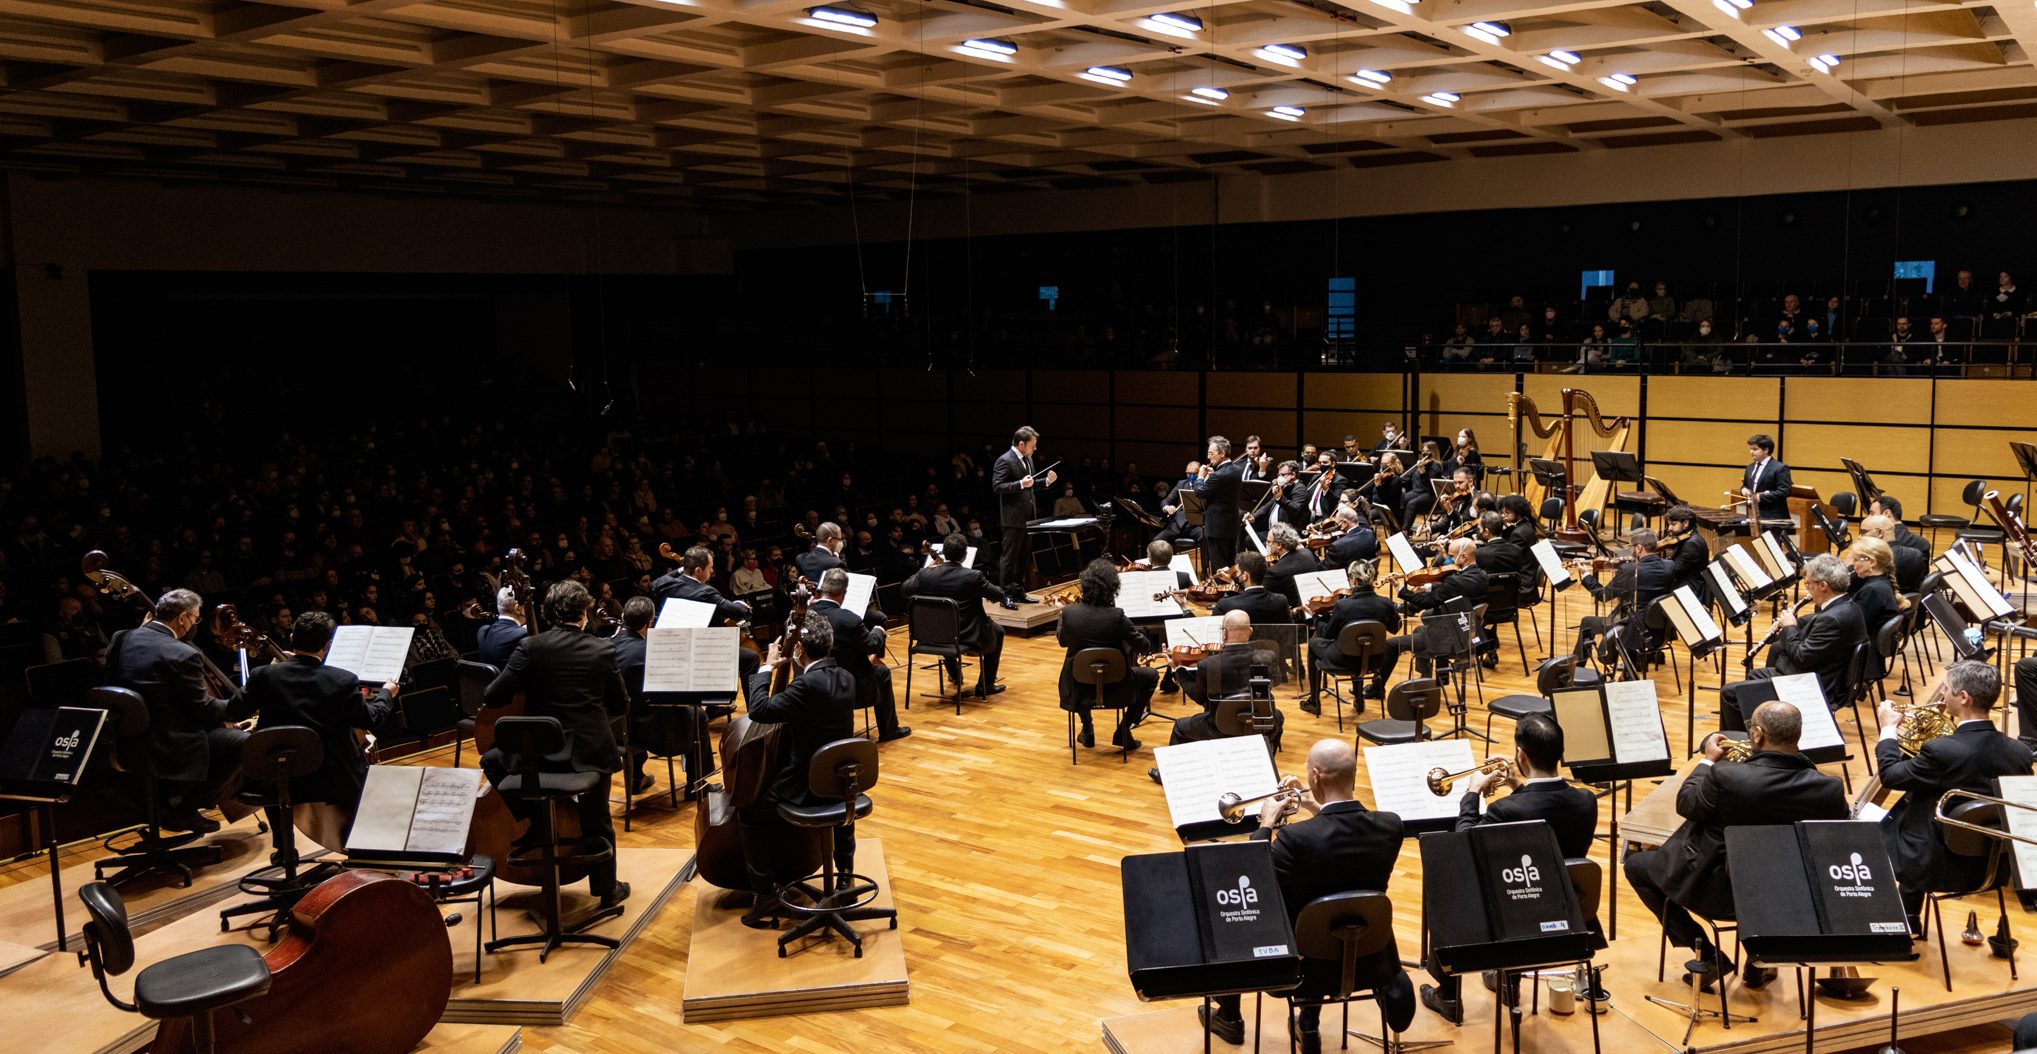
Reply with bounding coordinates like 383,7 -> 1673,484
1181,491 -> 1208,528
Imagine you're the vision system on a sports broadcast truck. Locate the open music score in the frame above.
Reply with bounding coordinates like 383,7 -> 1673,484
1154,736 -> 1281,839
1769,673 -> 1846,753
644,627 -> 743,693
1163,615 -> 1225,652
324,625 -> 415,683
1384,532 -> 1422,576
1292,570 -> 1347,606
1554,680 -> 1672,783
1722,543 -> 1773,591
1708,558 -> 1750,620
1364,740 -> 1477,823
1936,544 -> 2015,620
1119,570 -> 1186,619
1661,584 -> 1724,652
656,596 -> 715,629
1998,775 -> 2037,889
924,546 -> 978,569
1752,530 -> 1797,581
1530,540 -> 1571,588
839,571 -> 878,617
1170,553 -> 1200,586
346,765 -> 482,866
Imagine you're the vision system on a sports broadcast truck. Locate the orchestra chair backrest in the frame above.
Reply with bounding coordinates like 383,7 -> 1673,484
492,717 -> 566,795
1873,615 -> 1907,660
808,737 -> 881,801
1961,480 -> 1989,511
80,882 -> 138,983
1385,678 -> 1443,724
1941,798 -> 2006,861
1539,498 -> 1564,529
79,880 -> 272,1027
1919,569 -> 1947,598
1292,891 -> 1394,999
240,726 -> 321,786
1483,573 -> 1520,621
1535,655 -> 1577,697
1337,621 -> 1387,666
455,660 -> 499,718
1577,509 -> 1600,535
84,686 -> 151,774
1566,857 -> 1604,920
1071,647 -> 1126,690
1643,595 -> 1671,635
1831,493 -> 1858,518
907,596 -> 963,650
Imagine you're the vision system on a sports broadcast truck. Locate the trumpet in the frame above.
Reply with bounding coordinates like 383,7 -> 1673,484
1743,598 -> 1816,668
1426,757 -> 1512,798
1218,786 -> 1305,825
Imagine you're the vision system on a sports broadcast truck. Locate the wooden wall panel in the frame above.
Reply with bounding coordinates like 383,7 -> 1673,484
1304,373 -> 1401,410
1782,423 -> 1930,475
1117,370 -> 1198,405
1651,464 -> 1735,508
1034,403 -> 1105,441
880,369 -> 949,402
1034,369 -> 1110,404
1116,406 -> 1198,444
953,369 -> 1027,404
1933,380 -> 2031,426
1786,377 -> 1930,425
1205,414 -> 1297,449
1208,372 -> 1295,407
1648,376 -> 1778,421
1303,412 -> 1378,449
1521,375 -> 1640,419
1417,375 -> 1516,418
1645,420 -> 1756,466
1930,428 -> 2029,483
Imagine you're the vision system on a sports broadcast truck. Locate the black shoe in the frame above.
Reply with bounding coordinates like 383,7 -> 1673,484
630,771 -> 656,794
1159,676 -> 1179,694
1364,683 -> 1385,700
600,882 -> 632,911
1420,984 -> 1464,1026
741,898 -> 783,929
161,811 -> 218,834
1114,735 -> 1141,752
1078,728 -> 1095,748
1743,963 -> 1778,989
1197,1004 -> 1245,1045
1299,693 -> 1322,716
1000,598 -> 1019,610
977,684 -> 1007,698
1479,653 -> 1499,670
1015,593 -> 1039,605
879,727 -> 913,743
1481,970 -> 1499,993
1149,767 -> 1164,786
1290,1016 -> 1323,1054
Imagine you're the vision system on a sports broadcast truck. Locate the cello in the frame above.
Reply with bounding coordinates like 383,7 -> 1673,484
150,870 -> 451,1054
691,577 -> 827,891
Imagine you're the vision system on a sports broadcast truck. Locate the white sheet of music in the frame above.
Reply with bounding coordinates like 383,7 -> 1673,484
1365,740 -> 1476,822
1938,546 -> 2014,619
1171,554 -> 1200,586
1155,735 -> 1281,829
1385,533 -> 1422,575
1670,585 -> 1723,644
1708,560 -> 1749,619
1163,615 -> 1225,651
346,766 -> 481,857
1530,540 -> 1571,588
324,625 -> 414,683
1769,673 -> 1844,752
1293,570 -> 1346,604
1244,522 -> 1268,556
1118,570 -> 1186,619
924,547 -> 977,569
1037,516 -> 1099,529
1754,532 -> 1795,580
840,572 -> 878,617
1602,679 -> 1670,765
1997,775 -> 2037,888
644,627 -> 742,693
655,597 -> 714,629
1723,544 -> 1772,590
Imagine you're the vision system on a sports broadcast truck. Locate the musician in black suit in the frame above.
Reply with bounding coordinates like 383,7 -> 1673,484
1304,559 -> 1401,713
475,585 -> 528,666
1875,661 -> 2033,925
1741,433 -> 1793,524
1212,552 -> 1294,627
244,611 -> 396,818
1134,539 -> 1193,591
482,580 -> 632,909
992,425 -> 1057,603
1471,511 -> 1526,576
2014,655 -> 2037,756
1570,529 -> 1676,666
609,596 -> 651,672
105,589 -> 255,833
1390,540 -> 1491,677
1155,461 -> 1203,547
1869,496 -> 1932,559
1719,554 -> 1865,732
1661,506 -> 1708,591
607,597 -> 668,795
900,534 -> 1007,697
1421,714 -> 1598,1023
1844,538 -> 1903,675
1194,435 -> 1245,570
1624,703 -> 1847,988
1240,435 -> 1269,484
1206,740 -> 1413,1052
737,612 -> 857,927
652,545 -> 762,680
1263,524 -> 1320,608
794,521 -> 847,583
812,568 -> 908,743
1255,460 -> 1310,533
1860,514 -> 1927,592
1300,453 -> 1348,526
1322,506 -> 1378,566
1160,610 -> 1285,760
1498,494 -> 1539,549
1056,560 -> 1157,752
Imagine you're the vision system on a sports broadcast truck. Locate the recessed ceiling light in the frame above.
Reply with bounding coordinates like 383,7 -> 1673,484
1597,74 -> 1631,91
1370,0 -> 1414,13
1192,86 -> 1230,100
1607,72 -> 1637,84
961,37 -> 1017,55
806,5 -> 878,27
1084,65 -> 1133,83
1149,11 -> 1203,32
1763,23 -> 1801,45
1808,53 -> 1840,72
1549,49 -> 1581,65
1713,0 -> 1743,15
1261,43 -> 1309,62
1423,91 -> 1459,106
1272,104 -> 1306,118
1538,56 -> 1571,71
1465,20 -> 1511,44
1350,68 -> 1393,85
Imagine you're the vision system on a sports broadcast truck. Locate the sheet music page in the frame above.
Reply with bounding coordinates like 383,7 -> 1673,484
1385,533 -> 1422,575
1723,544 -> 1772,589
1998,775 -> 2037,888
1163,615 -> 1225,651
405,768 -> 481,855
655,597 -> 715,629
924,547 -> 978,569
645,627 -> 742,693
1037,516 -> 1099,529
1364,740 -> 1475,822
346,765 -> 423,854
1293,570 -> 1346,604
1673,585 -> 1722,643
1155,736 -> 1281,829
1770,673 -> 1844,751
839,572 -> 878,618
1603,679 -> 1670,764
1118,570 -> 1185,619
1939,547 -> 2015,618
1170,554 -> 1200,586
1244,522 -> 1268,556
1753,532 -> 1793,580
1550,687 -> 1612,765
1531,540 -> 1571,588
686,627 -> 741,692
354,626 -> 414,683
323,625 -> 373,680
1708,560 -> 1749,617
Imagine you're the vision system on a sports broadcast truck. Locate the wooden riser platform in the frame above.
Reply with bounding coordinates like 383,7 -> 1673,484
987,597 -> 1065,636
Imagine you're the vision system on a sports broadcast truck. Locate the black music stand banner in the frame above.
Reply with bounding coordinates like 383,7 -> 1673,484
1123,841 -> 1301,1000
1727,823 -> 1915,962
1421,821 -> 1591,975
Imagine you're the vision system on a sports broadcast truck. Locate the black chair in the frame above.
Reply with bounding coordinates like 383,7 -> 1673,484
1282,892 -> 1435,1054
904,596 -> 974,715
1484,656 -> 1575,742
1482,572 -> 1529,675
79,882 -> 272,1054
619,664 -> 698,826
1356,678 -> 1442,746
1920,797 -> 2019,992
1873,613 -> 1912,701
1952,483 -> 2007,552
86,686 -> 227,887
1917,480 -> 1983,546
1319,621 -> 1388,733
773,738 -> 898,958
219,726 -> 340,938
1067,647 -> 1129,765
483,716 -> 622,962
1830,492 -> 1858,520
452,659 -> 499,770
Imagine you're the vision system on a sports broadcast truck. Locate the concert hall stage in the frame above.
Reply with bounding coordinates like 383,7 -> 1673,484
681,838 -> 909,1022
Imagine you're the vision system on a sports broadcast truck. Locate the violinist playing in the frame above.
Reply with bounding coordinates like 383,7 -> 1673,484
1660,505 -> 1709,591
654,545 -> 760,680
1570,528 -> 1676,670
1389,539 -> 1490,678
1151,611 -> 1284,777
105,588 -> 256,834
1263,524 -> 1322,610
1321,505 -> 1378,566
1497,494 -> 1539,549
1301,453 -> 1347,526
1304,560 -> 1402,715
739,612 -> 857,928
1055,560 -> 1156,754
244,611 -> 397,825
1255,460 -> 1310,534
1471,511 -> 1527,576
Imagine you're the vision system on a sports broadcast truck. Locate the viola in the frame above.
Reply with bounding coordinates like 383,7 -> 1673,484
1304,588 -> 1354,616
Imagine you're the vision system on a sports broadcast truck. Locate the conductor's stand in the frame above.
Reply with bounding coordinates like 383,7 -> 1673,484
485,716 -> 621,962
87,686 -> 227,888
219,725 -> 341,938
773,738 -> 898,958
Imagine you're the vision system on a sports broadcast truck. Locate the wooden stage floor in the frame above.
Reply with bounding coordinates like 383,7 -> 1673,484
4,573 -> 2034,1053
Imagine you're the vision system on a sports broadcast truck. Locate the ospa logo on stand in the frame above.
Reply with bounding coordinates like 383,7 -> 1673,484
1829,852 -> 1875,897
1214,874 -> 1262,924
1500,853 -> 1543,900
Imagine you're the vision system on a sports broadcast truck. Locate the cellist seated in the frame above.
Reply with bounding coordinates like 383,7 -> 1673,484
737,612 -> 857,929
243,611 -> 397,835
104,588 -> 256,834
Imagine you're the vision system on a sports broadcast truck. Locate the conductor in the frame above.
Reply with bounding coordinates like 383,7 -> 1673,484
1194,435 -> 1245,570
992,425 -> 1057,607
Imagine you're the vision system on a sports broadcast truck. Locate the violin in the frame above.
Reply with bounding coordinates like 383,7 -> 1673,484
1304,588 -> 1354,616
1141,642 -> 1220,668
1388,565 -> 1459,589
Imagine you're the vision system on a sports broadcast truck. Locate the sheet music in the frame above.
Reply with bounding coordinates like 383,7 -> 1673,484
1530,540 -> 1571,588
1364,740 -> 1476,822
1036,516 -> 1099,530
1753,531 -> 1795,580
1244,522 -> 1268,556
924,547 -> 978,569
1293,570 -> 1347,604
1118,570 -> 1187,619
1170,554 -> 1200,587
406,768 -> 482,855
1769,673 -> 1845,752
1998,775 -> 2037,889
840,572 -> 878,618
1937,546 -> 2015,619
1550,686 -> 1612,766
1385,533 -> 1422,575
1155,736 -> 1281,829
1603,679 -> 1670,764
644,627 -> 742,693
1723,544 -> 1772,590
1708,560 -> 1749,618
655,597 -> 715,629
324,625 -> 414,683
1163,615 -> 1225,651
1665,585 -> 1722,645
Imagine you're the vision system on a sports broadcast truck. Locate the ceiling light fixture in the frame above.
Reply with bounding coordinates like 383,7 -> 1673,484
1271,104 -> 1306,119
1549,49 -> 1581,65
1808,53 -> 1840,72
1597,74 -> 1632,91
1763,23 -> 1801,45
1192,86 -> 1230,100
1712,0 -> 1750,17
1423,90 -> 1459,106
1084,65 -> 1134,83
806,5 -> 878,27
1260,42 -> 1309,63
961,37 -> 1017,55
1149,11 -> 1203,32
1465,20 -> 1511,44
1370,0 -> 1415,13
1350,68 -> 1393,86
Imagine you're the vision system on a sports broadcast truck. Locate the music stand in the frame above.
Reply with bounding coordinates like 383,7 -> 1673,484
1340,463 -> 1378,489
1589,451 -> 1645,537
1123,841 -> 1302,1052
1419,608 -> 1491,744
1840,457 -> 1886,511
0,706 -> 110,954
1554,683 -> 1674,942
1181,491 -> 1208,528
1118,496 -> 1164,531
2012,442 -> 2037,526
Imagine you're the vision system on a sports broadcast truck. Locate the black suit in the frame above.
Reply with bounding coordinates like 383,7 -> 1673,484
481,625 -> 630,897
1504,521 -> 1539,550
476,617 -> 527,667
652,571 -> 752,626
1890,544 -> 1927,594
106,621 -> 253,814
1877,721 -> 2032,908
1194,458 -> 1246,569
1217,801 -> 1414,1032
1324,524 -> 1378,567
1720,595 -> 1866,732
1302,476 -> 1346,524
1574,555 -> 1676,663
1264,548 -> 1321,608
795,546 -> 843,585
1213,585 -> 1294,627
991,446 -> 1041,592
1474,540 -> 1526,577
2015,657 -> 2037,755
1156,476 -> 1202,545
812,597 -> 901,738
1624,751 -> 1846,945
739,658 -> 859,894
1667,533 -> 1710,591
610,630 -> 647,672
1744,458 -> 1793,523
1850,575 -> 1899,678
1308,593 -> 1401,699
1055,602 -> 1158,743
1170,642 -> 1285,751
1431,779 -> 1600,1001
1396,566 -> 1491,675
901,560 -> 1006,691
1893,526 -> 1931,560
246,654 -> 393,812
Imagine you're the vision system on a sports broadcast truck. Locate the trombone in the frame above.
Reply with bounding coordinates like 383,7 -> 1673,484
1218,786 -> 1305,825
1934,789 -> 2037,849
1426,757 -> 1513,798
